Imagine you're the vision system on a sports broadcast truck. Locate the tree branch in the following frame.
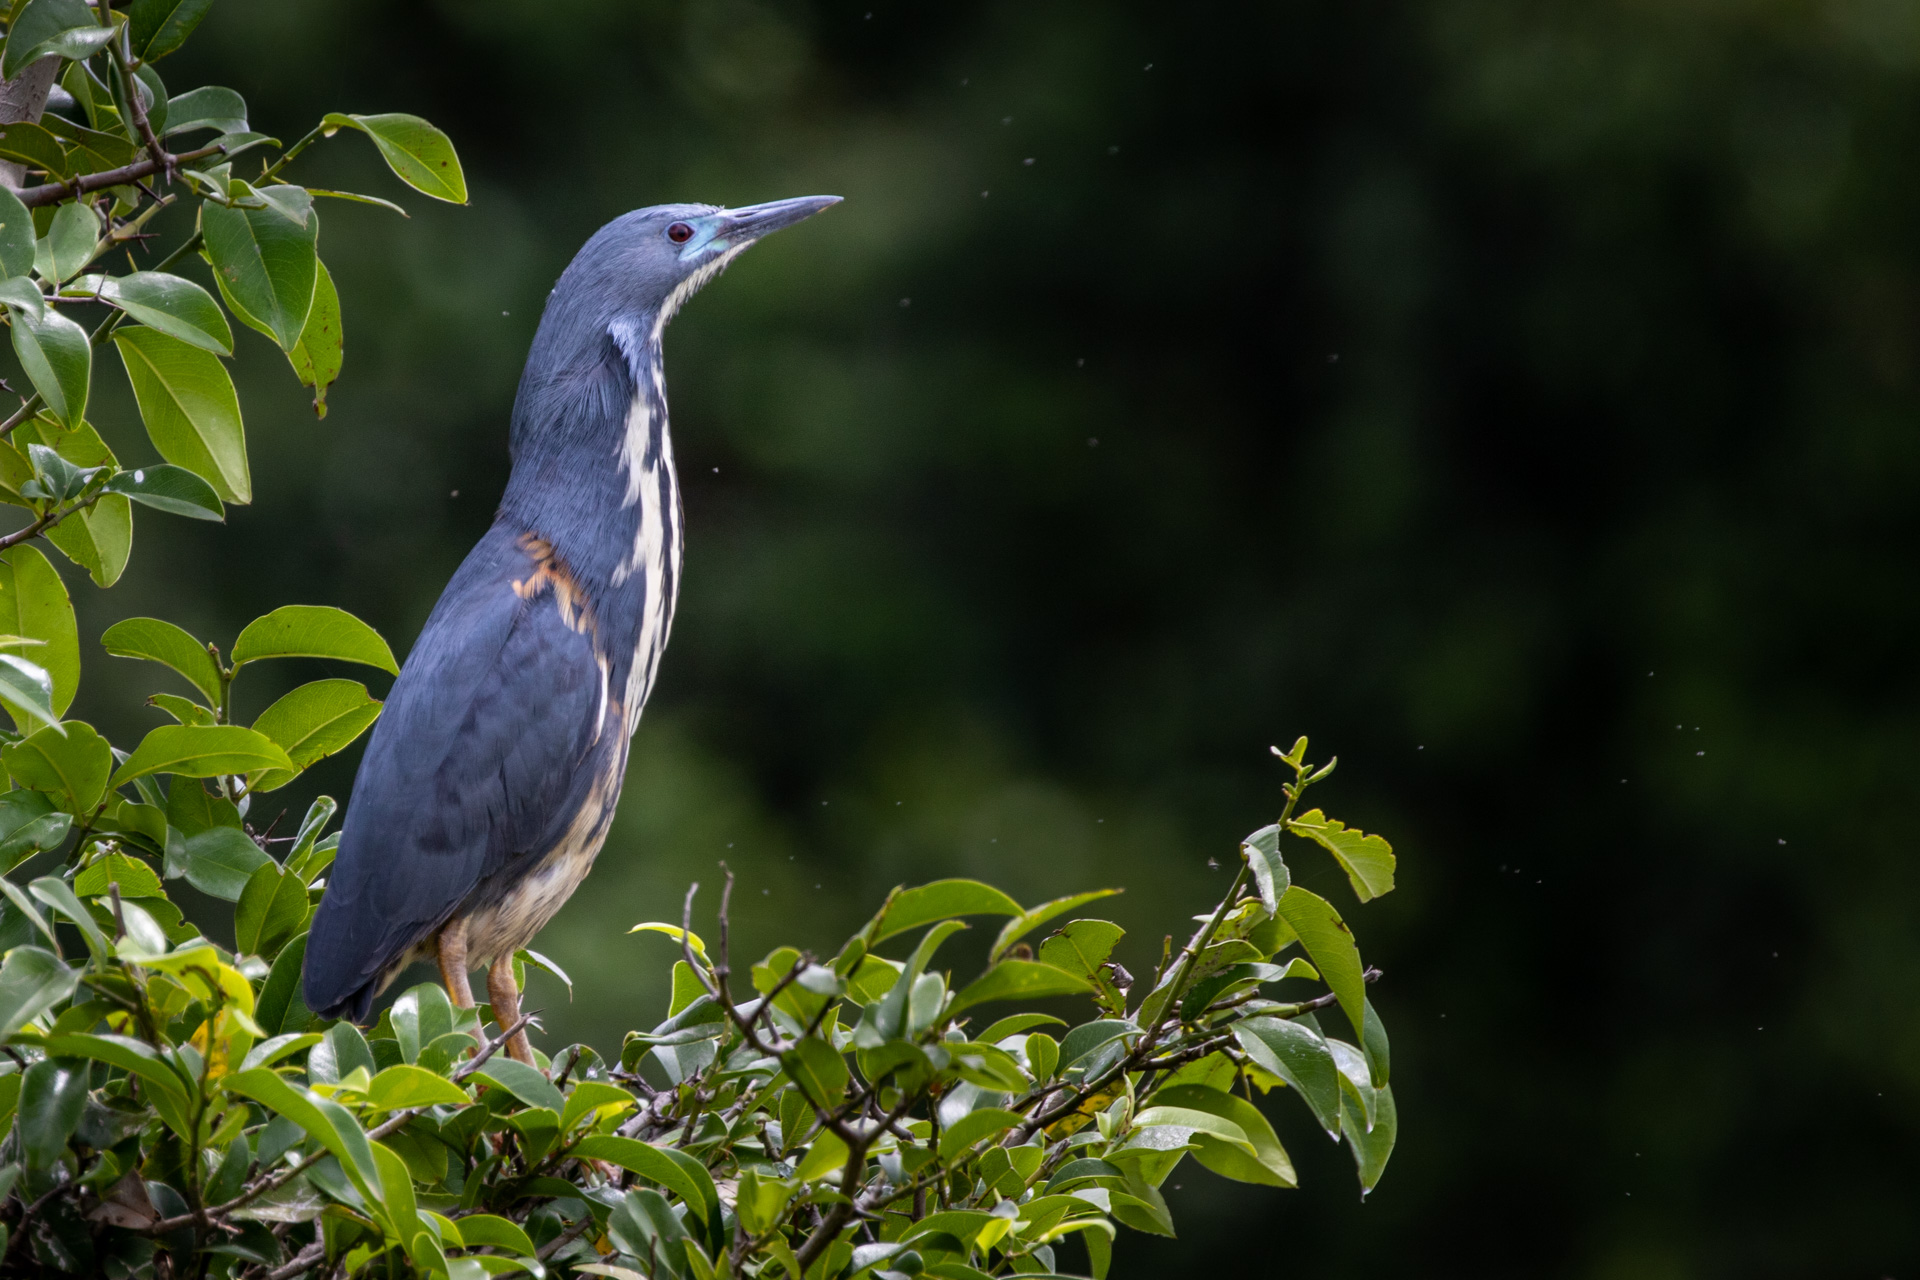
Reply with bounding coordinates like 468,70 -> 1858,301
15,142 -> 226,210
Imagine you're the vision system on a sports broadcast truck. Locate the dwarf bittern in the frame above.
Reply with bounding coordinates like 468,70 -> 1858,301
303,196 -> 841,1062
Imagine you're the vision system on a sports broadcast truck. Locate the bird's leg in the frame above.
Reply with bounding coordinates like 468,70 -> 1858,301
436,918 -> 474,1008
486,954 -> 536,1065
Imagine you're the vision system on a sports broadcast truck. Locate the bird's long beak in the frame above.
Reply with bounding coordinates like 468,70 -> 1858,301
716,195 -> 842,243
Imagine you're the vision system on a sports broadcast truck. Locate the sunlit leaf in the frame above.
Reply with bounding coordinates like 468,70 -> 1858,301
2,719 -> 110,812
1273,885 -> 1367,1042
248,678 -> 381,791
112,723 -> 292,786
322,112 -> 467,203
114,325 -> 250,503
231,604 -> 398,673
0,544 -> 76,724
867,878 -> 1023,946
1288,808 -> 1396,902
947,959 -> 1092,1017
100,616 -> 222,705
286,259 -> 341,417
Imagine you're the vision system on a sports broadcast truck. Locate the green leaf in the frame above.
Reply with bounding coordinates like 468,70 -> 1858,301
35,201 -> 95,284
114,325 -> 249,503
12,417 -> 131,588
0,121 -> 68,180
1037,919 -> 1124,982
238,1031 -> 322,1072
0,185 -> 35,278
161,84 -> 245,135
367,1064 -> 470,1111
286,258 -> 341,417
471,1057 -> 563,1112
0,802 -> 68,874
517,946 -> 572,998
790,1129 -> 848,1183
1274,885 -> 1367,1042
234,861 -> 308,957
322,113 -> 468,204
852,918 -> 964,1049
12,302 -> 90,426
255,932 -> 311,1036
0,874 -> 59,949
868,878 -> 1023,945
231,605 -> 398,674
113,723 -> 292,787
128,0 -> 213,59
1,0 -> 115,80
0,544 -> 76,724
18,1056 -> 86,1166
947,959 -> 1092,1018
571,1136 -> 714,1224
75,271 -> 232,355
73,851 -> 163,899
147,692 -> 213,725
1341,1081 -> 1396,1195
101,616 -> 221,705
453,1215 -> 535,1258
988,887 -> 1122,962
104,463 -> 225,521
201,189 -> 318,351
973,1013 -> 1067,1043
1240,825 -> 1290,914
0,651 -> 58,732
226,1068 -> 383,1204
42,1032 -> 189,1099
0,275 -> 43,322
27,874 -> 105,959
0,945 -> 77,1037
3,720 -> 109,812
558,1079 -> 632,1132
937,1106 -> 1023,1161
389,981 -> 454,1065
781,1034 -> 849,1109
247,678 -> 381,791
1234,1016 -> 1341,1138
171,826 -> 267,901
1151,1084 -> 1295,1187
1288,809 -> 1396,902
1362,997 -> 1390,1087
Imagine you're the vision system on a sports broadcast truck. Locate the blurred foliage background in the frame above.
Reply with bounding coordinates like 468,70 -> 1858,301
20,0 -> 1920,1274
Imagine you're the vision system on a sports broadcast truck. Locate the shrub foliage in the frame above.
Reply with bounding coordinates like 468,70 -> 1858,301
0,4 -> 1401,1277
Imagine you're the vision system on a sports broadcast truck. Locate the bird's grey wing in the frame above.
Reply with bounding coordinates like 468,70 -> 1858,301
302,524 -> 611,1019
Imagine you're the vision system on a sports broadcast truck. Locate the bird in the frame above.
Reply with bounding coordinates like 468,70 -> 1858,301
302,195 -> 841,1062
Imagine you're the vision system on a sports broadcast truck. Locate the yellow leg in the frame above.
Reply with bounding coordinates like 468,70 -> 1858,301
487,953 -> 536,1065
436,918 -> 474,1009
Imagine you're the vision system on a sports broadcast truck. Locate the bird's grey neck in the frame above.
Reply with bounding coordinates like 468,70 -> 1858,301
499,316 -> 682,598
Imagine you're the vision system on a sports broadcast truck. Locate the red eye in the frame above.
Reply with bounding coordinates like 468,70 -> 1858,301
666,222 -> 694,244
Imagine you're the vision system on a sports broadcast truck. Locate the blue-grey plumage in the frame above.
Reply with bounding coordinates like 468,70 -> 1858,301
302,196 -> 840,1056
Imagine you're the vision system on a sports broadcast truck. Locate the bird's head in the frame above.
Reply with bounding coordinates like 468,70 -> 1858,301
546,195 -> 842,347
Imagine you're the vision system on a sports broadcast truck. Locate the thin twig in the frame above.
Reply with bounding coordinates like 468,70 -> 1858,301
260,1241 -> 325,1280
535,1211 -> 595,1261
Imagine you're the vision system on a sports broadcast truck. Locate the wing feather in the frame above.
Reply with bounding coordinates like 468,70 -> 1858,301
303,524 -> 605,1019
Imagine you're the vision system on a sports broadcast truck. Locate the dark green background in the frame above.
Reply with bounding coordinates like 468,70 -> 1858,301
42,0 -> 1920,1275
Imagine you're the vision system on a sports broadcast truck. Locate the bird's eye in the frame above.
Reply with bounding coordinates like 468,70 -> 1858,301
666,222 -> 694,244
